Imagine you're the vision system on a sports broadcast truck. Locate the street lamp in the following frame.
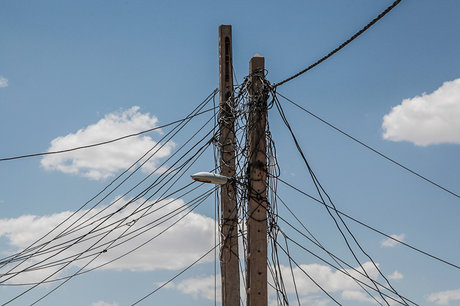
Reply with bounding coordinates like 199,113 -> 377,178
191,172 -> 230,185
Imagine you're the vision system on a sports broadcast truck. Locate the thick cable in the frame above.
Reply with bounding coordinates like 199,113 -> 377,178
273,1 -> 401,87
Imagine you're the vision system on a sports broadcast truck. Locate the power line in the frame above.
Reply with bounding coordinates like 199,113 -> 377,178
273,1 -> 401,87
276,92 -> 460,200
0,89 -> 216,275
277,232 -> 418,305
273,94 -> 402,305
3,151 -> 215,302
0,90 -> 217,162
276,177 -> 460,270
0,183 -> 204,271
131,243 -> 221,305
0,93 -> 217,281
271,187 -> 384,305
272,237 -> 342,305
0,186 -> 216,287
1,130 -> 214,286
29,187 -> 217,305
0,97 -> 219,303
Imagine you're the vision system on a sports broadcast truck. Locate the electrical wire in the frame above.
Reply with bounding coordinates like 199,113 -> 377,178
0,186 -> 216,287
273,93 -> 406,305
29,186 -> 217,306
131,242 -> 223,305
0,93 -> 220,303
271,185 -> 384,305
276,91 -> 460,200
1,131 -> 214,284
0,98 -> 217,279
276,177 -> 460,270
0,89 -> 218,274
277,231 -> 418,305
274,236 -> 342,305
273,1 -> 401,87
0,90 -> 218,162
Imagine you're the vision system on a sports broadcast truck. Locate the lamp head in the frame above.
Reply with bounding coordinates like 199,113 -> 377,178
191,172 -> 230,185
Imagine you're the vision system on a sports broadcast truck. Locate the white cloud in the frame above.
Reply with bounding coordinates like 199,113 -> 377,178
427,288 -> 460,305
387,270 -> 404,280
0,194 -> 215,284
277,261 -> 380,296
0,76 -> 8,88
92,301 -> 119,306
172,261 -> 384,304
41,106 -> 174,180
382,78 -> 460,146
341,290 -> 377,304
175,275 -> 220,301
381,234 -> 405,247
387,270 -> 403,280
298,296 -> 330,306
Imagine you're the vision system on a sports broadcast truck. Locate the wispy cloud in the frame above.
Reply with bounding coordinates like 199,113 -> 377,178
381,233 -> 405,247
175,275 -> 220,302
387,270 -> 403,280
41,106 -> 174,180
427,288 -> 460,305
0,76 -> 8,88
382,78 -> 460,146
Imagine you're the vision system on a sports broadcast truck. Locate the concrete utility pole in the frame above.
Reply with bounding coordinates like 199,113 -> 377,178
246,54 -> 268,306
218,24 -> 240,306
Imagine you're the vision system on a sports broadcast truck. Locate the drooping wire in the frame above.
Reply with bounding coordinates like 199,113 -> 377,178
131,235 -> 230,305
3,128 -> 215,288
274,231 -> 342,305
3,136 -> 216,303
212,91 -> 219,306
1,186 -> 217,287
273,1 -> 402,87
0,183 -> 207,277
0,91 -> 223,304
276,91 -> 460,200
29,185 -> 218,306
283,234 -> 301,306
0,93 -> 218,162
271,186 -> 389,305
13,131 -> 215,273
0,89 -> 219,274
276,177 -> 460,270
272,91 -> 407,305
276,230 -> 418,305
0,94 -> 217,282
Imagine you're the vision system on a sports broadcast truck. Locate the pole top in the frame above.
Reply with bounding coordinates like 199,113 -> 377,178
219,24 -> 232,33
250,54 -> 264,73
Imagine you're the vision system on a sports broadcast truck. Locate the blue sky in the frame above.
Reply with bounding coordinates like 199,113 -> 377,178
1,0 -> 459,305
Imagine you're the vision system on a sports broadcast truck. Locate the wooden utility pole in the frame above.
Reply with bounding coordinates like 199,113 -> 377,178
246,54 -> 268,306
218,24 -> 240,306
